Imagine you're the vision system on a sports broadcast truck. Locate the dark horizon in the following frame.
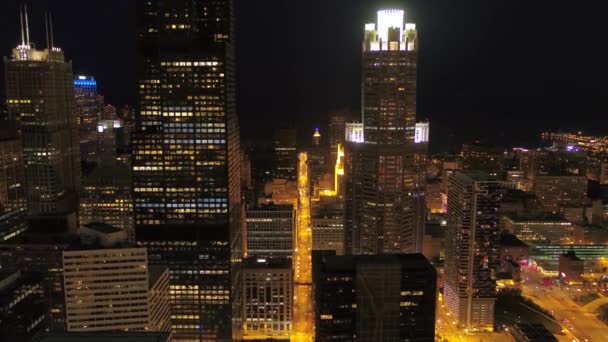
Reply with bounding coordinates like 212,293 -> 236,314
1,0 -> 607,152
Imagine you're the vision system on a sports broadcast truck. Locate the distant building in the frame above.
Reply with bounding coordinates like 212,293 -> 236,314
274,128 -> 298,181
312,128 -> 321,146
242,258 -> 292,340
62,224 -> 170,332
313,252 -> 437,342
311,196 -> 344,255
425,179 -> 443,213
414,121 -> 429,144
259,179 -> 298,205
74,75 -> 101,162
444,171 -> 503,331
345,121 -> 364,143
461,143 -> 505,178
558,251 -> 584,285
80,162 -> 133,240
329,114 -> 347,162
533,175 -> 587,212
245,204 -> 294,259
0,271 -> 46,341
502,214 -> 572,244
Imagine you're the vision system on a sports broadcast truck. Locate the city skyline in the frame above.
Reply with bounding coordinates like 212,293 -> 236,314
2,1 -> 608,342
1,0 -> 607,151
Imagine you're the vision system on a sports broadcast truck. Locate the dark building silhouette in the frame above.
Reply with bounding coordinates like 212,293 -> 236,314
313,252 -> 437,342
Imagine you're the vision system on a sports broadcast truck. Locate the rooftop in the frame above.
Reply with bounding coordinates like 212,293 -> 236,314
500,233 -> 529,248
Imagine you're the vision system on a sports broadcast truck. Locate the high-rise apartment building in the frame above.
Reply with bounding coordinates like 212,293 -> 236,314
313,252 -> 437,342
444,171 -> 503,331
273,128 -> 297,181
74,75 -> 101,162
62,224 -> 170,333
4,35 -> 80,232
344,9 -> 426,255
133,0 -> 241,339
245,204 -> 294,259
242,258 -> 292,340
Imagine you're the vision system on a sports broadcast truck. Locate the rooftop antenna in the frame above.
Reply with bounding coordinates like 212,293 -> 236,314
45,12 -> 50,49
19,5 -> 25,46
24,3 -> 30,46
49,12 -> 55,48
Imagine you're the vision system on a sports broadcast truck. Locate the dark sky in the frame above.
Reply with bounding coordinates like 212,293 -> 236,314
2,0 -> 608,151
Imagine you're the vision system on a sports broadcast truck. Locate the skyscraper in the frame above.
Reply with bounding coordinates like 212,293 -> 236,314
4,16 -> 80,233
73,75 -> 101,162
444,171 -> 503,331
344,8 -> 425,255
328,113 -> 347,163
133,0 -> 241,340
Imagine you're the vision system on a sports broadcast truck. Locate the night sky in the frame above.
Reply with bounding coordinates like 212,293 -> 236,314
1,0 -> 608,152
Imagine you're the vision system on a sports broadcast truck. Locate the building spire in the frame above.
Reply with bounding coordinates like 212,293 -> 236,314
45,13 -> 50,48
49,12 -> 55,48
24,3 -> 30,46
19,5 -> 25,46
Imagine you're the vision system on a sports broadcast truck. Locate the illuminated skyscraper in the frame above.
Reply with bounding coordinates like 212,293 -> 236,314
133,0 -> 241,340
344,9 -> 426,255
444,171 -> 503,331
0,133 -> 28,241
73,75 -> 101,162
362,9 -> 417,145
4,20 -> 80,233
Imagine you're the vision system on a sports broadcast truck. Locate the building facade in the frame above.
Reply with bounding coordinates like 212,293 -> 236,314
133,0 -> 241,339
5,42 -> 80,232
313,252 -> 436,342
63,246 -> 170,332
74,75 -> 101,162
273,128 -> 297,181
242,258 -> 292,340
245,204 -> 294,259
443,171 -> 503,331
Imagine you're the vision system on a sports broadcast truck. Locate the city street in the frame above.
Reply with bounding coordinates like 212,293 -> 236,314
522,267 -> 608,342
